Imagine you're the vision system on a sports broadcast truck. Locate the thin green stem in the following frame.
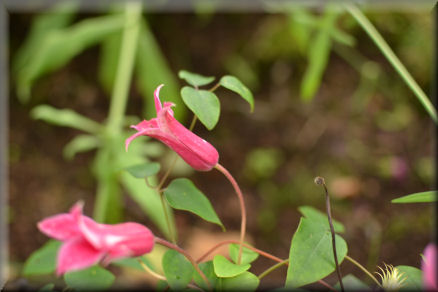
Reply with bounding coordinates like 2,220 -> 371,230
345,255 -> 382,287
209,82 -> 221,92
155,237 -> 212,291
214,164 -> 246,265
159,192 -> 176,243
189,115 -> 198,131
345,3 -> 438,124
258,259 -> 289,280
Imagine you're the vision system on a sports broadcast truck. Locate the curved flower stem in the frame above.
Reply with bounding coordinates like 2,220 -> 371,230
196,239 -> 283,263
155,237 -> 212,290
214,164 -> 246,265
258,259 -> 289,280
345,3 -> 438,124
345,255 -> 382,287
315,177 -> 344,292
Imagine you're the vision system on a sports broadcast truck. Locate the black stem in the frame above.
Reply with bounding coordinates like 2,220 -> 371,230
316,177 -> 344,292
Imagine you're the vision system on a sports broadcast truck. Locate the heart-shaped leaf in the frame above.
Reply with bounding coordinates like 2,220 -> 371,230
392,191 -> 437,203
64,266 -> 115,290
165,178 -> 224,230
285,217 -> 348,288
124,162 -> 160,178
193,261 -> 220,290
298,205 -> 345,233
162,249 -> 194,290
181,86 -> 220,130
179,70 -> 215,87
229,244 -> 259,265
23,240 -> 61,276
213,255 -> 250,278
221,271 -> 260,291
220,75 -> 254,112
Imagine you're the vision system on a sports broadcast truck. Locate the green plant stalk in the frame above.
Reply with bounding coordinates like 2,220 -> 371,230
345,255 -> 382,287
345,3 -> 438,124
94,2 -> 141,221
258,259 -> 289,280
107,2 -> 141,133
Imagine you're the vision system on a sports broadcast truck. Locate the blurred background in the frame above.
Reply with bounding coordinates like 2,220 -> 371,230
7,2 -> 435,290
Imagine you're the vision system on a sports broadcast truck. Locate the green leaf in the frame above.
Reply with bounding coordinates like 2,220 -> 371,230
179,70 -> 215,87
63,134 -> 99,160
396,265 -> 423,291
219,75 -> 254,112
334,274 -> 369,290
392,191 -> 437,203
298,205 -> 345,233
136,20 -> 185,121
213,255 -> 250,278
162,250 -> 194,290
181,86 -> 220,130
13,2 -> 76,77
31,105 -> 101,134
229,244 -> 259,265
285,217 -> 348,288
38,283 -> 55,291
221,271 -> 260,291
111,256 -> 154,272
16,15 -> 125,102
300,9 -> 338,101
23,240 -> 61,276
165,178 -> 224,230
125,162 -> 160,179
64,266 -> 115,290
193,261 -> 220,290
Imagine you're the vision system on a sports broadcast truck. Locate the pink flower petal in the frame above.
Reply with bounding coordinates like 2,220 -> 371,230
37,202 -> 84,241
126,84 -> 219,171
78,217 -> 154,259
56,237 -> 105,275
154,84 -> 164,113
422,244 -> 437,290
159,103 -> 219,170
37,214 -> 80,241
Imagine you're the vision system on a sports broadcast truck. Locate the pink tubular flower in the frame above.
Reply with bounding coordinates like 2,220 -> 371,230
37,202 -> 154,275
125,84 -> 219,171
422,244 -> 437,290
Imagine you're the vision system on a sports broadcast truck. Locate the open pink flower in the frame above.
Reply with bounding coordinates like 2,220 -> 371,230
125,84 -> 219,171
422,243 -> 437,290
37,202 -> 154,275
